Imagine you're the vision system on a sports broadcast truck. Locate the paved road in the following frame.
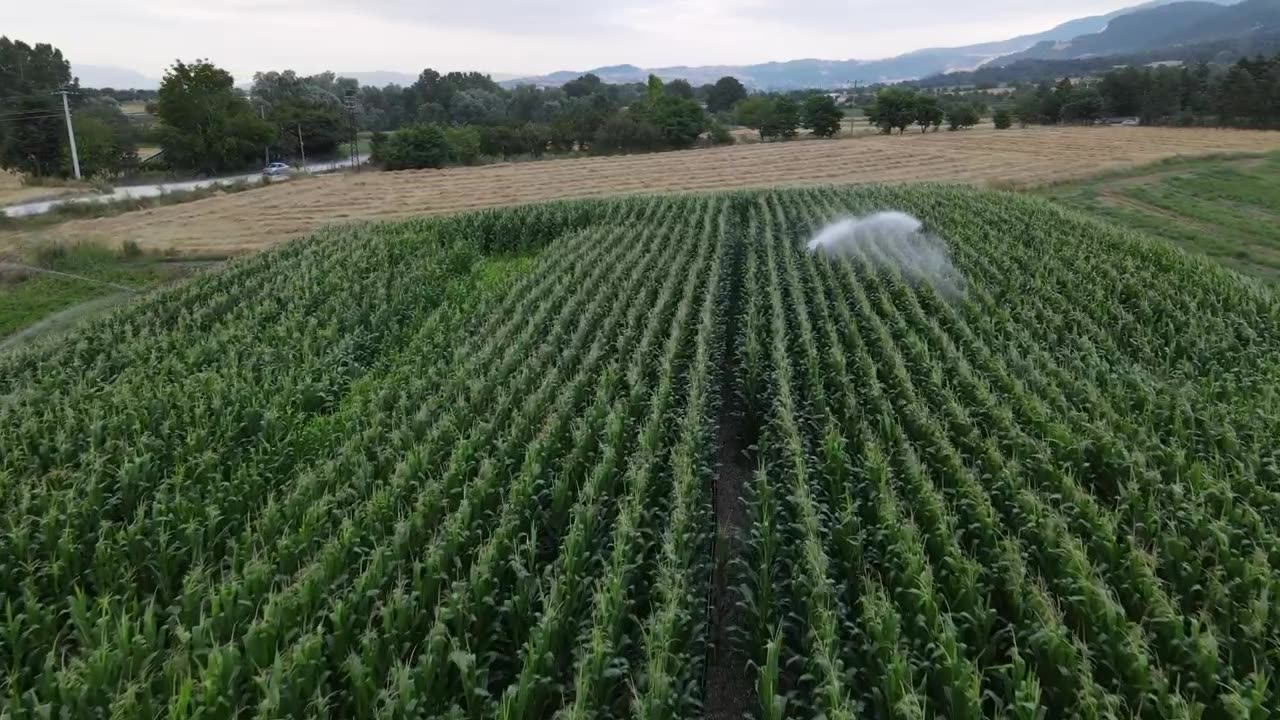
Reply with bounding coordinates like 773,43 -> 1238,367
2,158 -> 365,218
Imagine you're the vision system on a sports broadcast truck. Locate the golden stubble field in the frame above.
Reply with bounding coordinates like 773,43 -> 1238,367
12,126 -> 1280,256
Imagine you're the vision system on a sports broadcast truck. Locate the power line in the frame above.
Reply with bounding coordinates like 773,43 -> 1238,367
0,113 -> 62,121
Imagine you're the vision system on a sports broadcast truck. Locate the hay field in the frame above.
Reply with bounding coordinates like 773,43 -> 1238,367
13,126 -> 1280,256
0,171 -> 89,207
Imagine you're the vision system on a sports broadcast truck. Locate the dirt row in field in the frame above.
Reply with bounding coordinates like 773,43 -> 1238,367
13,126 -> 1280,256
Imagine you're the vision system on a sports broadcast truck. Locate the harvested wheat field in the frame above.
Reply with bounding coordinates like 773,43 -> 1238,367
15,125 -> 1280,255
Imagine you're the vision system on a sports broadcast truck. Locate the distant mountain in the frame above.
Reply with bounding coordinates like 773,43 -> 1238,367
73,64 -> 160,90
915,29 -> 1280,88
995,0 -> 1278,64
501,0 -> 1242,90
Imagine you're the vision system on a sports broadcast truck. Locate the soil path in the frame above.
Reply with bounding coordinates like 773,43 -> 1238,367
704,225 -> 755,719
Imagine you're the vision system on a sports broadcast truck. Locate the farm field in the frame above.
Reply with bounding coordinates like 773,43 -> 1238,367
6,125 -> 1279,256
0,171 -> 90,207
1046,151 -> 1280,281
4,185 -> 1280,717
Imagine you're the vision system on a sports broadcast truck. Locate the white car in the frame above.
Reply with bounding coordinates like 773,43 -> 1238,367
262,162 -> 291,176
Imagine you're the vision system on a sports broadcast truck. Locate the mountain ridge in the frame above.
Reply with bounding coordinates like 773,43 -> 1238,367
500,0 -> 1242,90
994,0 -> 1277,64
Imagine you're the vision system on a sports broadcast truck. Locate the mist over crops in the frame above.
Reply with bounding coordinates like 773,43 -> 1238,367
806,211 -> 965,298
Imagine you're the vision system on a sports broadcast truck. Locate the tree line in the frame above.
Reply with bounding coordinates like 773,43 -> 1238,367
856,87 -> 990,134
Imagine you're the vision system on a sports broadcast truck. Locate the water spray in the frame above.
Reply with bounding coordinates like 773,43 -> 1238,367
806,211 -> 964,298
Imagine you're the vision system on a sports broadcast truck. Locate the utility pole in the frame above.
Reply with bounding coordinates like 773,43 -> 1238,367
261,106 -> 269,167
297,124 -> 306,169
57,90 -> 81,180
344,93 -> 360,172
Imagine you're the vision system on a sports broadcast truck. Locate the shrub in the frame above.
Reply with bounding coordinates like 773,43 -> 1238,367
377,125 -> 452,170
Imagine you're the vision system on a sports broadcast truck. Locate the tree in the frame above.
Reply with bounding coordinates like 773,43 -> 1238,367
646,74 -> 665,105
448,89 -> 507,126
563,73 -> 603,98
914,95 -> 943,133
155,59 -> 273,174
735,96 -> 775,140
592,112 -> 663,154
67,99 -> 138,177
706,76 -> 748,113
1013,90 -> 1042,127
1140,68 -> 1181,125
765,97 -> 800,139
803,95 -> 844,138
445,127 -> 481,164
665,79 -> 695,99
1060,87 -> 1103,124
0,37 -> 75,176
251,70 -> 347,159
375,124 -> 451,169
945,102 -> 980,130
1098,66 -> 1144,117
867,87 -> 918,134
650,96 -> 706,148
993,108 -> 1013,130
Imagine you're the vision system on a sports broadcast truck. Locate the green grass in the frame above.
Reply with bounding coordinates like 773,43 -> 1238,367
1043,152 -> 1280,281
0,243 -> 195,339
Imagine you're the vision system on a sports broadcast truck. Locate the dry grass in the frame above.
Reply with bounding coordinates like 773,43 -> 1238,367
0,171 -> 91,207
8,125 -> 1280,256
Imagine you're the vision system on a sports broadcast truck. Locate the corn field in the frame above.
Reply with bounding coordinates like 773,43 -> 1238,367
2,185 -> 1280,718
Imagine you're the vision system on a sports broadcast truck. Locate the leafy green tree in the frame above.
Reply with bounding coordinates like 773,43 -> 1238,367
0,36 -> 75,176
1140,68 -> 1181,124
520,123 -> 551,157
646,74 -> 665,105
707,119 -> 735,145
868,88 -> 918,134
1218,64 -> 1256,125
803,95 -> 844,138
945,102 -> 980,130
592,112 -> 663,154
665,79 -> 695,99
993,108 -> 1013,130
376,124 -> 451,169
66,99 -> 138,177
766,97 -> 801,139
251,70 -> 346,159
735,96 -> 775,140
448,89 -> 507,126
1098,66 -> 1144,116
562,73 -> 603,98
649,95 -> 706,148
1061,87 -> 1103,124
707,76 -> 748,113
914,95 -> 943,133
1013,90 -> 1042,127
445,126 -> 482,164
155,59 -> 273,174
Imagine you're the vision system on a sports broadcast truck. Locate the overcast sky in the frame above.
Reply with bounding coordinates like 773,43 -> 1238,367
13,0 -> 1143,80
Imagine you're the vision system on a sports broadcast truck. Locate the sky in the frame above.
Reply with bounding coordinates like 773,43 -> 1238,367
12,0 -> 1147,81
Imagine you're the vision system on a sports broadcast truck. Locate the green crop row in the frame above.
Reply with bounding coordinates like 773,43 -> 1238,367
2,184 -> 1280,718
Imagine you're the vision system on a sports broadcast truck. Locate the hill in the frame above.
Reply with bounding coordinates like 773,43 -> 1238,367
996,0 -> 1280,64
914,29 -> 1280,87
71,64 -> 160,89
501,0 -> 1241,89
